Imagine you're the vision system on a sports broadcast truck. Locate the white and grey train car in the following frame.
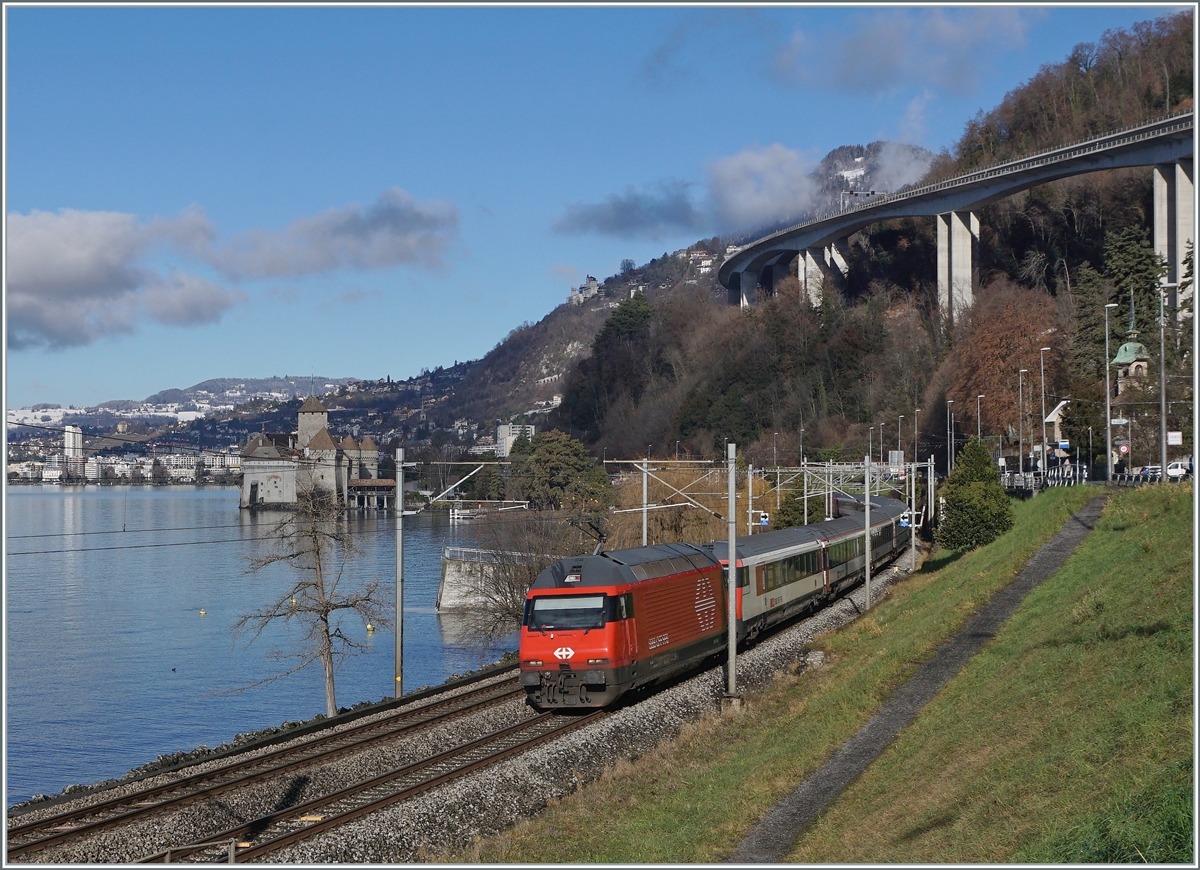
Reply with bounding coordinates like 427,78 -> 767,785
703,495 -> 911,642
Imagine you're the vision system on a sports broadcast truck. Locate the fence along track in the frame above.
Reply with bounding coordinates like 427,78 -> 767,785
138,710 -> 607,863
6,678 -> 522,861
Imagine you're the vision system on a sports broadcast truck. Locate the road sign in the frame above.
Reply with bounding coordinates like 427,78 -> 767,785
1168,431 -> 1183,446
1119,443 -> 1129,454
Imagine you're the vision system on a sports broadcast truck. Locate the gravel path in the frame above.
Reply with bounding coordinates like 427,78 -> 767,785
726,494 -> 1110,863
11,556 -> 919,864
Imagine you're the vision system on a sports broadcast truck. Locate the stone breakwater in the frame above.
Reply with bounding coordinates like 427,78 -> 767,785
9,565 -> 914,864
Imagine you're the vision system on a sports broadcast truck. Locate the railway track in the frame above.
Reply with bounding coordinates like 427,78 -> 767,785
137,709 -> 606,863
6,677 -> 523,862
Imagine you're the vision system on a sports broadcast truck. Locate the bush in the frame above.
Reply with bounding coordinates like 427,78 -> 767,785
936,438 -> 1014,551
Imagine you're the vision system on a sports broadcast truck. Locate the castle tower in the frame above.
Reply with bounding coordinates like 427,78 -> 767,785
297,396 -> 328,449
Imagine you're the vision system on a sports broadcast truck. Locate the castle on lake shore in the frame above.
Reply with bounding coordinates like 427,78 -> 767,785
239,397 -> 395,510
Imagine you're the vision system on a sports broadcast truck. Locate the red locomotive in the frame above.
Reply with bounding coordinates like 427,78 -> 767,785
519,542 -> 726,707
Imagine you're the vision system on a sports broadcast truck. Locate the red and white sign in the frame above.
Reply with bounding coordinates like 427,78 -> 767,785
553,647 -> 575,660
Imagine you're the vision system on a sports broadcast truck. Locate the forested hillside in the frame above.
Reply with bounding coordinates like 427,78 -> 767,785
549,9 -> 1194,471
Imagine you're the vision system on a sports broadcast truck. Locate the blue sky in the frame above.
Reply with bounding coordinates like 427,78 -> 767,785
4,4 -> 1189,410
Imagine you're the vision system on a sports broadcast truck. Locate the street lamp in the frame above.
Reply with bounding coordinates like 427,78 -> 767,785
869,426 -> 874,463
800,428 -> 805,464
1159,282 -> 1177,476
1104,302 -> 1118,483
1018,370 -> 1027,474
977,395 -> 984,441
1040,347 -> 1051,473
897,415 -> 904,453
913,409 -> 920,460
946,399 -> 954,474
676,440 -> 681,460
772,432 -> 778,468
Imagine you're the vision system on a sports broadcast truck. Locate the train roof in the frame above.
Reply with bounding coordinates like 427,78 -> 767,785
705,495 -> 909,562
529,541 -> 718,592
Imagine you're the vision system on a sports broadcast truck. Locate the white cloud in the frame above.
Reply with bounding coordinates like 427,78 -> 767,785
898,91 -> 933,146
553,181 -> 705,240
770,8 -> 1036,98
706,144 -> 818,231
6,188 -> 458,351
550,143 -> 821,241
204,188 -> 459,280
5,208 -> 237,350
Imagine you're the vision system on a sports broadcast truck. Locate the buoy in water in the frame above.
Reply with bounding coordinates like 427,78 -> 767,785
366,622 -> 375,633
199,609 -> 207,616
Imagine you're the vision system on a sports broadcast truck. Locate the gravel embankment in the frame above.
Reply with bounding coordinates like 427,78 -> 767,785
12,560 -> 917,864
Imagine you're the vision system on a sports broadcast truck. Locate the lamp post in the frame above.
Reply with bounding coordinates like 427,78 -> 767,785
676,440 -> 680,461
799,428 -> 805,464
869,426 -> 874,465
1040,347 -> 1051,473
913,409 -> 920,461
1104,302 -> 1118,483
1018,370 -> 1027,475
977,394 -> 984,441
946,399 -> 954,474
772,432 -> 778,468
1159,282 -> 1177,476
897,415 -> 904,454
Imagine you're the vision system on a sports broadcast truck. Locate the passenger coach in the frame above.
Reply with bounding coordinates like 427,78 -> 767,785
704,495 -> 910,643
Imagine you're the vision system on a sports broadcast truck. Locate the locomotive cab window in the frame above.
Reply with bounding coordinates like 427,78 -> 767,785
524,595 -> 607,631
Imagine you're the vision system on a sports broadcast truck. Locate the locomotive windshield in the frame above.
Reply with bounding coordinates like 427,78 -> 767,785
525,594 -> 606,630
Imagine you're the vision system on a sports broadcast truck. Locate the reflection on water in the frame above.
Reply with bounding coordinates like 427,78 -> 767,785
5,485 -> 517,805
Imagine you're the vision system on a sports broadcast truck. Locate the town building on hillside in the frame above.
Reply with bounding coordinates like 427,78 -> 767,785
1112,329 -> 1152,396
496,423 -> 536,458
567,276 -> 601,305
239,396 -> 393,510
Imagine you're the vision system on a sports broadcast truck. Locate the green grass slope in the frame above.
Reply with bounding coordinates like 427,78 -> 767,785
793,482 -> 1193,863
453,485 -> 1188,863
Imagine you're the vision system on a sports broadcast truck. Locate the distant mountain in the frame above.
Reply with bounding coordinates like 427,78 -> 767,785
813,140 -> 936,202
139,376 -> 357,406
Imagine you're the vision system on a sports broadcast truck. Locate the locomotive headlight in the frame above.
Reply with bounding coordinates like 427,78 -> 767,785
523,659 -> 543,667
587,657 -> 609,665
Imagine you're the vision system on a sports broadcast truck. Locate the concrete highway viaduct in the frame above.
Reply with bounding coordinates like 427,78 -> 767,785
718,111 -> 1194,325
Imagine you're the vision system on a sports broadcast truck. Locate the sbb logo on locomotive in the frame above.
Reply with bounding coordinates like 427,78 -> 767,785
553,647 -> 575,660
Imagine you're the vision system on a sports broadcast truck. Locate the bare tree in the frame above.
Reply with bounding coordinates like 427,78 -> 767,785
235,480 -> 392,717
454,510 -> 592,644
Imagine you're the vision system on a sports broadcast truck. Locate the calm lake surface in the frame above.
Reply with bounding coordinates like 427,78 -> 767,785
5,485 -> 513,806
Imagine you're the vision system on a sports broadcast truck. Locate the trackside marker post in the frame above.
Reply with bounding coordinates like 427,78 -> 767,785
396,448 -> 405,699
725,442 -> 740,702
864,456 -> 871,610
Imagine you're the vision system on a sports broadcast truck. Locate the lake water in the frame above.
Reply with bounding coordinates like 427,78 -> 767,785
4,485 -> 514,806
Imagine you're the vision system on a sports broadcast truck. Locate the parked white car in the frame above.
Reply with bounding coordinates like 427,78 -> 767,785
1166,458 -> 1192,479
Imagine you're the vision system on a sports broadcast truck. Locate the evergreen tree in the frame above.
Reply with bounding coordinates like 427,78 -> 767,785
1104,227 -> 1166,336
935,437 -> 1015,552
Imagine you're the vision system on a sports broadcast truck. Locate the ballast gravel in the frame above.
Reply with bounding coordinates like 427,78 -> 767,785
10,562 -> 915,864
